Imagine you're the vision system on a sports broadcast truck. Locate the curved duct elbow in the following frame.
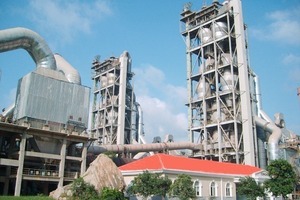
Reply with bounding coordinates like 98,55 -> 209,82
0,27 -> 56,70
54,54 -> 81,84
254,116 -> 282,161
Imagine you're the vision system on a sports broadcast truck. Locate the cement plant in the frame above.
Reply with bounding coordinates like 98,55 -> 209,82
0,0 -> 299,198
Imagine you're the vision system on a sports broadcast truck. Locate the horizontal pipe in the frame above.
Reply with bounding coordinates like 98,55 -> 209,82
88,142 -> 202,154
2,103 -> 15,118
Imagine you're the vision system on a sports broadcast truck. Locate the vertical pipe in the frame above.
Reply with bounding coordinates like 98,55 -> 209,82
136,102 -> 144,144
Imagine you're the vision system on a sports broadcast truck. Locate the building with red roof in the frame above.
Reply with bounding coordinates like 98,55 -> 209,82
119,153 -> 269,199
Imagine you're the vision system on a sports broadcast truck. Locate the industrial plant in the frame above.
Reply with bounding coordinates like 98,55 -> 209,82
180,0 -> 300,168
0,0 -> 299,197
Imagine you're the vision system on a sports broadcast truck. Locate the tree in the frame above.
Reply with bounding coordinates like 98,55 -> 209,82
236,176 -> 265,200
169,174 -> 196,200
99,187 -> 125,200
264,159 -> 297,199
70,177 -> 99,200
127,170 -> 172,199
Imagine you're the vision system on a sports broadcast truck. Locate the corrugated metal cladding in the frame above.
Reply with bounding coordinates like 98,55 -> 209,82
15,70 -> 90,128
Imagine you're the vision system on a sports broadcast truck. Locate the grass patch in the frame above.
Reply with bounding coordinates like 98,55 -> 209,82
0,196 -> 53,200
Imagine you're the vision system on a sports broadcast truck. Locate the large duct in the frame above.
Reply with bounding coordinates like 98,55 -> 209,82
54,53 -> 81,84
1,103 -> 15,118
135,102 -> 144,143
0,27 -> 56,70
88,142 -> 202,154
254,116 -> 282,161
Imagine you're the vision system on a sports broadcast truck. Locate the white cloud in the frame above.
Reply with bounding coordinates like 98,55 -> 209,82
283,54 -> 300,65
133,64 -> 165,96
27,0 -> 112,43
283,54 -> 300,82
251,6 -> 300,45
137,95 -> 188,142
165,84 -> 187,111
288,68 -> 300,82
133,65 -> 188,142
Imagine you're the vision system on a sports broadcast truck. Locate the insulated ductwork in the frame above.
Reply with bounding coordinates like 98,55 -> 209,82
88,142 -> 202,154
135,102 -> 145,143
0,27 -> 56,70
1,103 -> 15,118
54,53 -> 81,84
254,116 -> 282,161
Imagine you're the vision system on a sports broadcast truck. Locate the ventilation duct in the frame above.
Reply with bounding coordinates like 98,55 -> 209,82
54,53 -> 81,84
0,27 -> 56,70
254,116 -> 281,161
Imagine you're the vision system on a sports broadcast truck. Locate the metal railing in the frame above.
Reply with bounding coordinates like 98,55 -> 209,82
11,167 -> 79,179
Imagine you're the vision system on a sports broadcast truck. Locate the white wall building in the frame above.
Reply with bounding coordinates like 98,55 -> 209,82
120,153 -> 269,199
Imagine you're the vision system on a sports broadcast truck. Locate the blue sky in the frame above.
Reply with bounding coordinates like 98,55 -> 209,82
0,0 -> 299,142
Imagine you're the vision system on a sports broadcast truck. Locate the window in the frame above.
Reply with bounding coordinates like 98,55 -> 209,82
194,180 -> 202,196
225,182 -> 232,197
210,181 -> 217,197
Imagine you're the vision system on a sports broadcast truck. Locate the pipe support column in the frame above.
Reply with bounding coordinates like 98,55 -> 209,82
58,139 -> 67,188
81,142 -> 88,175
15,133 -> 27,196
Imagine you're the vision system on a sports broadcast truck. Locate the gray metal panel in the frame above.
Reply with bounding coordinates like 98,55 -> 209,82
15,71 -> 90,127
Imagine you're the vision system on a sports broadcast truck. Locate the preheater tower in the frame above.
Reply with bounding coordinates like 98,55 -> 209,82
91,52 -> 135,145
180,0 -> 257,165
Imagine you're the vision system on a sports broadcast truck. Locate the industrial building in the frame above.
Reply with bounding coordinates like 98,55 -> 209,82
90,52 -> 138,145
180,0 -> 300,169
0,0 -> 299,198
0,28 -> 92,196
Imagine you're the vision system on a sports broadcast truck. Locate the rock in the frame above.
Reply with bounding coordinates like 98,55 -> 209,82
49,186 -> 65,200
82,154 -> 125,191
50,154 -> 125,199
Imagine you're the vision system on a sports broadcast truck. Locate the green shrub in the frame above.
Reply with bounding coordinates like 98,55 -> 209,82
99,187 -> 125,200
70,177 -> 99,200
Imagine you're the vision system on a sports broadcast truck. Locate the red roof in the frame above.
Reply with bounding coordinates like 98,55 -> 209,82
119,153 -> 261,176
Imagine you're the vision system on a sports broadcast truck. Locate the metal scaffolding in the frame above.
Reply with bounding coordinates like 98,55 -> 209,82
180,0 -> 256,165
90,52 -> 135,145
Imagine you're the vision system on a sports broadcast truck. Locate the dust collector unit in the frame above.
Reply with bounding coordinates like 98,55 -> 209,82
0,27 -> 90,135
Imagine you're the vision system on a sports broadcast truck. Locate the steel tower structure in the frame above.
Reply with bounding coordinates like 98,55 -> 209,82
180,0 -> 257,165
91,51 -> 135,145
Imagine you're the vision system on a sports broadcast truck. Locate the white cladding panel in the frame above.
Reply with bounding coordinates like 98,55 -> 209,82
15,71 -> 90,127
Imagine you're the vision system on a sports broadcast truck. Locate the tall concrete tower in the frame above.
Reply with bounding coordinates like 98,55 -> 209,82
91,51 -> 137,145
180,0 -> 257,165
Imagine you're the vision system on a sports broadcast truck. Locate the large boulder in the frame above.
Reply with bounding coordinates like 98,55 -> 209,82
50,154 -> 125,199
